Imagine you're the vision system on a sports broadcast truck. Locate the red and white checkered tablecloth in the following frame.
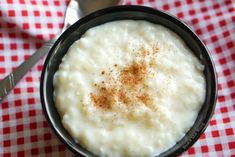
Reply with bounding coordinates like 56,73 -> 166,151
0,0 -> 234,156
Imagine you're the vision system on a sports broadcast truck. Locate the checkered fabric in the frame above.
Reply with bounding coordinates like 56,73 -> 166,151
0,0 -> 234,156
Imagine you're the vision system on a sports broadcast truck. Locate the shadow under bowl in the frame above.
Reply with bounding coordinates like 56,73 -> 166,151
40,5 -> 217,157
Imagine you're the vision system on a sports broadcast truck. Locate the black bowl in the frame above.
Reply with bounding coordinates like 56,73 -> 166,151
40,5 -> 217,157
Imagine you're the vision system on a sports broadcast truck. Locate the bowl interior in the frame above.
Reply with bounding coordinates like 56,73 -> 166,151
40,5 -> 217,157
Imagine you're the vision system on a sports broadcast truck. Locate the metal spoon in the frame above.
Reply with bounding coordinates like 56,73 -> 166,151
0,0 -> 120,104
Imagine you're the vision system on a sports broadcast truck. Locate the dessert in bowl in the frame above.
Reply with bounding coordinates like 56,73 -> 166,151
40,5 -> 217,157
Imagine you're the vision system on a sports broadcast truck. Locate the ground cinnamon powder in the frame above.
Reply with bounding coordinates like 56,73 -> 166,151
90,46 -> 158,111
90,86 -> 117,110
120,61 -> 147,87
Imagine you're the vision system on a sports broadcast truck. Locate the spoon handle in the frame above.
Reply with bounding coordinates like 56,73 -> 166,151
0,39 -> 55,104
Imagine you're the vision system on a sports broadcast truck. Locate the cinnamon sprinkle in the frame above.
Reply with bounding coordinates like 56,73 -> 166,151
136,92 -> 151,106
120,61 -> 147,87
90,86 -> 117,110
90,46 -> 158,111
118,89 -> 130,105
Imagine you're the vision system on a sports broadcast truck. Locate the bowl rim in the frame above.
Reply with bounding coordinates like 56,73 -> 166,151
40,5 -> 217,157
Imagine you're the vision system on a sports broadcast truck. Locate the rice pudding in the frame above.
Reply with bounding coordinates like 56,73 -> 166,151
54,20 -> 206,157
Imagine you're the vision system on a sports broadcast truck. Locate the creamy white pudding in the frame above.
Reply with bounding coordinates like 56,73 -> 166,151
54,20 -> 205,157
